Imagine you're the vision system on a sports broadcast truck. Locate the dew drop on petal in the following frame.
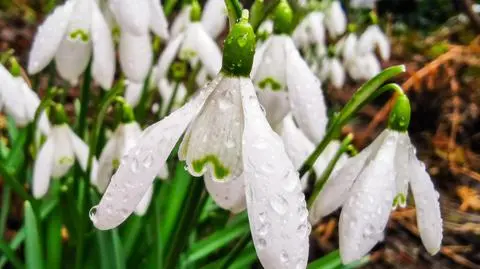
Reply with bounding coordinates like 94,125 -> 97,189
89,206 -> 98,223
142,152 -> 153,168
256,238 -> 267,250
280,249 -> 289,264
131,158 -> 140,173
269,194 -> 288,215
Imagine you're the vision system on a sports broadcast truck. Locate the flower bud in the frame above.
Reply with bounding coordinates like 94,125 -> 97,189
273,0 -> 294,35
388,93 -> 411,132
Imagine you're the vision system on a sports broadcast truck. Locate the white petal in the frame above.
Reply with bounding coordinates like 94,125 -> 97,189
339,130 -> 398,264
286,41 -> 328,143
180,23 -> 222,76
28,1 -> 74,74
310,130 -> 388,223
91,74 -> 219,230
124,81 -> 144,107
358,25 -> 390,61
91,0 -> 115,90
3,78 -> 31,127
253,36 -> 290,127
54,37 -> 91,85
329,58 -> 345,88
119,31 -> 152,83
409,148 -> 443,255
200,0 -> 227,38
311,140 -> 348,180
68,127 -> 94,172
134,185 -> 154,216
158,79 -> 187,114
96,135 -> 118,193
325,1 -> 346,38
342,33 -> 357,64
155,34 -> 184,80
32,136 -> 54,198
204,173 -> 246,213
170,6 -> 191,38
149,0 -> 170,39
394,133 -> 411,206
180,76 -> 243,181
280,114 -> 314,171
109,0 -> 149,35
241,77 -> 309,269
157,162 -> 169,179
51,125 -> 75,178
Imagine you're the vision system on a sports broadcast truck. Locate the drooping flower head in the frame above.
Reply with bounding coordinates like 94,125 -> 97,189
0,63 -> 50,134
90,11 -> 310,269
310,93 -> 443,263
33,105 -> 98,198
252,0 -> 328,143
28,0 -> 115,88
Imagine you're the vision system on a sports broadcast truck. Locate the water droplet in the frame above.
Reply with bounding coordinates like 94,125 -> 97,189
237,34 -> 248,47
89,206 -> 98,223
257,238 -> 267,249
280,250 -> 289,264
269,194 -> 288,215
141,151 -> 153,168
131,158 -> 140,173
259,211 -> 267,222
297,223 -> 310,237
256,222 -> 270,236
225,140 -> 235,149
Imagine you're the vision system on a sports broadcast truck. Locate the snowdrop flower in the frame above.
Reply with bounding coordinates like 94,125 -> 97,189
170,5 -> 192,38
279,114 -> 348,190
201,0 -> 227,38
252,0 -> 328,143
33,106 -> 98,198
310,94 -> 442,263
91,13 -> 310,269
0,64 -> 50,134
95,106 -> 168,215
28,0 -> 115,89
324,1 -> 347,38
347,52 -> 381,81
292,12 -> 326,57
319,57 -> 346,88
109,0 -> 169,83
357,25 -> 390,61
124,81 -> 144,107
154,7 -> 222,85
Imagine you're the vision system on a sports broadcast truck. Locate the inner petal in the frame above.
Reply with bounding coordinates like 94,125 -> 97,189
180,77 -> 244,181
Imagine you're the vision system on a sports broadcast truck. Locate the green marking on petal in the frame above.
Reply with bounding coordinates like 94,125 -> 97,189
112,159 -> 120,169
192,155 -> 230,180
392,193 -> 406,208
68,29 -> 90,43
258,77 -> 282,91
179,49 -> 197,60
58,156 -> 74,165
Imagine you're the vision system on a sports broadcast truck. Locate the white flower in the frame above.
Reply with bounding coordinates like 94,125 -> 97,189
90,74 -> 310,269
357,25 -> 390,61
33,124 -> 98,198
324,1 -> 347,38
310,129 -> 443,263
95,122 -> 168,215
200,0 -> 227,38
279,114 -> 348,190
252,35 -> 328,143
170,6 -> 192,39
319,57 -> 345,88
124,80 -> 144,107
0,64 -> 50,134
28,0 -> 115,89
109,0 -> 169,83
154,22 -> 222,83
292,12 -> 326,55
109,0 -> 169,39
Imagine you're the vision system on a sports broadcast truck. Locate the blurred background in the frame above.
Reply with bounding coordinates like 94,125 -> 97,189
0,0 -> 479,268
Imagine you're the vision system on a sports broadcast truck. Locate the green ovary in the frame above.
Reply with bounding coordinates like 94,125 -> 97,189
392,193 -> 406,207
69,29 -> 90,42
192,155 -> 230,180
179,49 -> 197,60
58,156 -> 74,165
258,77 -> 282,91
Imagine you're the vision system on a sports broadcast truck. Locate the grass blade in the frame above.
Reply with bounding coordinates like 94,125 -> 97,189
24,201 -> 44,269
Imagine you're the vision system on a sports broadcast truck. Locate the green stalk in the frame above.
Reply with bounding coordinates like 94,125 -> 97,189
134,71 -> 152,123
298,65 -> 405,177
224,0 -> 243,27
219,232 -> 252,269
77,61 -> 92,136
46,204 -> 62,269
307,134 -> 353,208
163,82 -> 180,117
0,239 -> 24,269
0,163 -> 34,203
0,186 -> 11,236
164,179 -> 206,268
24,201 -> 44,269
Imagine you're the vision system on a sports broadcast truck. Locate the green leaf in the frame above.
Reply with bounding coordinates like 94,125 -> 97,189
24,201 -> 44,269
307,250 -> 342,269
112,229 -> 126,269
185,219 -> 250,264
46,206 -> 62,269
201,243 -> 257,269
0,238 -> 24,269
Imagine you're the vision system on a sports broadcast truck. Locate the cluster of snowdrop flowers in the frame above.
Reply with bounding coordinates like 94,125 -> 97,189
252,0 -> 328,144
33,105 -> 98,198
309,92 -> 442,263
292,1 -> 390,88
0,62 -> 50,135
28,0 -> 115,89
90,11 -> 310,269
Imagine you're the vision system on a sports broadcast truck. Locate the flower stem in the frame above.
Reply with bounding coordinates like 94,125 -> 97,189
219,232 -> 252,269
163,82 -> 180,117
224,0 -> 243,27
298,65 -> 405,177
77,61 -> 92,136
307,133 -> 353,208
